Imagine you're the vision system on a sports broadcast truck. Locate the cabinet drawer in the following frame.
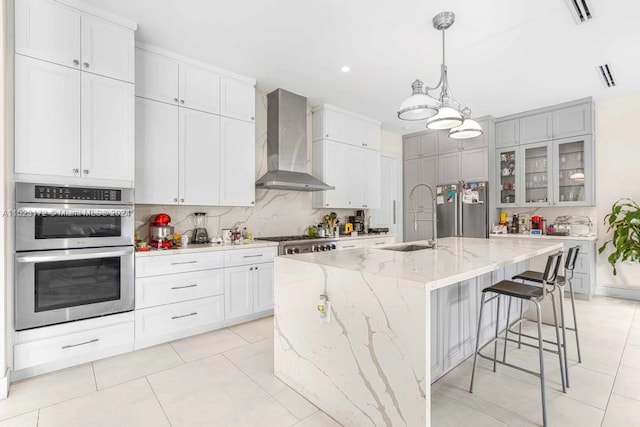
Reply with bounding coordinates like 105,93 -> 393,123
363,237 -> 395,248
135,269 -> 224,309
135,296 -> 223,341
224,247 -> 276,267
565,272 -> 589,295
14,321 -> 134,370
336,240 -> 364,250
136,251 -> 224,277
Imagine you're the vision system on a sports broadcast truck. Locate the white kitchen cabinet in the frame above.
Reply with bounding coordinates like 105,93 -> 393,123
362,148 -> 381,209
438,152 -> 461,184
364,121 -> 382,150
312,140 -> 347,208
460,148 -> 489,182
80,73 -> 134,181
135,98 -> 179,204
346,116 -> 365,146
220,77 -> 255,123
135,48 -> 179,105
80,14 -> 134,83
15,0 -> 80,69
496,119 -> 519,148
321,109 -> 349,143
15,55 -> 80,178
225,261 -> 274,320
180,63 -> 221,114
519,112 -> 552,145
179,108 -> 221,205
136,269 -> 224,309
15,0 -> 134,82
219,117 -> 256,207
552,103 -> 592,139
520,141 -> 553,207
345,145 -> 364,208
312,105 -> 381,149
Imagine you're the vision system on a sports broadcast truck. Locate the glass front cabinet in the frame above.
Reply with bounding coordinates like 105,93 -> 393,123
496,147 -> 519,207
521,141 -> 553,207
552,135 -> 594,206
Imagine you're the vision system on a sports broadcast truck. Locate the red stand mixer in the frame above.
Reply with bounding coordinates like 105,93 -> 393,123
149,213 -> 174,248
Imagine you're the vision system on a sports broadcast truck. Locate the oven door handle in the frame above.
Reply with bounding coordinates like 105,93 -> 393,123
16,247 -> 134,263
17,203 -> 134,216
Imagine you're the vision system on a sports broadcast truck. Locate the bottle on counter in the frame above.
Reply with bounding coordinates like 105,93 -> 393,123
512,213 -> 520,234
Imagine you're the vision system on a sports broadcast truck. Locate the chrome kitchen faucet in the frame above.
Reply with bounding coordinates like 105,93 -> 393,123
408,183 -> 438,247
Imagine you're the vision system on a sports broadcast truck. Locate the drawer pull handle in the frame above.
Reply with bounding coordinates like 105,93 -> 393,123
171,284 -> 198,290
243,254 -> 263,258
61,338 -> 99,350
171,260 -> 198,265
343,245 -> 355,248
375,242 -> 386,245
172,312 -> 197,320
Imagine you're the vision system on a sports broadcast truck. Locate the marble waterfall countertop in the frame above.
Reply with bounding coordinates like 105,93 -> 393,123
285,236 -> 563,291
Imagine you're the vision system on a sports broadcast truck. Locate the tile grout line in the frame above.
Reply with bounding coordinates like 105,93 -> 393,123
90,362 -> 98,391
167,342 -> 187,364
145,376 -> 173,427
220,351 -> 311,423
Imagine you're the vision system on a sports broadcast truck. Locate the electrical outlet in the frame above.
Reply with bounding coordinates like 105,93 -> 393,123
322,301 -> 331,323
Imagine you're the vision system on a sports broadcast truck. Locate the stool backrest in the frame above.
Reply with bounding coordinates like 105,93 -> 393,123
542,251 -> 564,284
565,246 -> 580,271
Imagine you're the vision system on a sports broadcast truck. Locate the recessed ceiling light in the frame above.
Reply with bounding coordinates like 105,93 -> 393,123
340,65 -> 351,73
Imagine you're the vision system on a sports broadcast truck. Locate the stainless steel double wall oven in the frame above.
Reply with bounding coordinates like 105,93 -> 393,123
15,183 -> 135,330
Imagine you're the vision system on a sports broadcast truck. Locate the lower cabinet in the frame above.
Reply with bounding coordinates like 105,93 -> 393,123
225,262 -> 274,320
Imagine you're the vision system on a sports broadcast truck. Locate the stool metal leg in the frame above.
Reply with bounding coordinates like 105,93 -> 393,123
518,299 -> 524,349
568,278 -> 582,363
469,293 -> 486,393
550,290 -> 567,393
558,285 -> 569,387
534,301 -> 548,427
503,297 -> 512,362
493,296 -> 501,372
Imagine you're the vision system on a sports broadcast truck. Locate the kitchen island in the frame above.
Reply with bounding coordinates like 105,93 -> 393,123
273,237 -> 563,426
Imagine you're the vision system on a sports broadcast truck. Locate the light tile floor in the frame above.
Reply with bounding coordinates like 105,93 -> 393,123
0,297 -> 638,426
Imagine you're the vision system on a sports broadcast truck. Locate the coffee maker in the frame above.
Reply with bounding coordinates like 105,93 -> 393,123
349,210 -> 366,233
191,212 -> 210,244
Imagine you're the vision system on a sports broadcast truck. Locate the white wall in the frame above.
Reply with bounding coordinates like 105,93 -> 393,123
136,93 -> 402,239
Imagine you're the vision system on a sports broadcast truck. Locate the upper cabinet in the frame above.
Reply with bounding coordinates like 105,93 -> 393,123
519,112 -> 552,145
14,0 -> 136,185
495,119 -> 519,148
220,77 -> 255,123
552,103 -> 592,139
135,49 -> 180,104
312,105 -> 381,149
16,0 -> 134,82
404,132 -> 438,160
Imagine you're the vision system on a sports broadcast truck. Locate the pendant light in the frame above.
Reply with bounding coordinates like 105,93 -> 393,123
398,12 -> 482,139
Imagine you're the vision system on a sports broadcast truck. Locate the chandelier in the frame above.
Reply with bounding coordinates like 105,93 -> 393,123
397,12 -> 482,139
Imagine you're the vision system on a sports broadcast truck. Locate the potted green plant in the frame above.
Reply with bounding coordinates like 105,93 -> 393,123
599,198 -> 640,275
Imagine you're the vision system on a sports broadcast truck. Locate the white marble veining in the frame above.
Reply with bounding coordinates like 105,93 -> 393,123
490,233 -> 597,242
274,237 -> 562,426
134,240 -> 278,257
135,92 -> 354,241
285,237 -> 563,291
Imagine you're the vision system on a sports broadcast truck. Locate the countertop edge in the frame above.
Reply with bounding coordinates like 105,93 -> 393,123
135,241 -> 279,257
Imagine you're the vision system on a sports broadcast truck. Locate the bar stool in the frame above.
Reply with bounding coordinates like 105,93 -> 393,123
513,245 -> 582,388
469,251 -> 565,427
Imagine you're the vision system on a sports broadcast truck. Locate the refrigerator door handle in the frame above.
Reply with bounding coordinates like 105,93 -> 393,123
455,191 -> 459,236
459,189 -> 463,236
392,200 -> 397,225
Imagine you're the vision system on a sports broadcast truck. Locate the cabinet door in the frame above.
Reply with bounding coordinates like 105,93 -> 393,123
553,103 -> 592,139
418,156 -> 438,210
460,119 -> 489,150
15,56 -> 80,177
438,152 -> 460,184
134,98 -> 179,204
220,77 -> 255,123
404,158 -> 421,212
364,122 -> 381,150
346,116 -> 365,147
460,148 -> 488,182
345,145 -> 364,208
553,135 -> 594,206
362,148 -> 381,209
404,135 -> 420,160
521,141 -> 552,207
430,289 -> 443,382
323,109 -> 348,143
15,0 -> 80,69
179,64 -> 220,114
496,119 -> 519,147
314,141 -> 347,208
225,265 -> 254,320
419,133 -> 439,157
254,263 -> 274,312
81,73 -> 134,181
219,117 -> 255,206
437,131 -> 459,154
135,49 -> 179,105
179,109 -> 221,205
496,147 -> 519,207
519,112 -> 552,145
80,15 -> 134,83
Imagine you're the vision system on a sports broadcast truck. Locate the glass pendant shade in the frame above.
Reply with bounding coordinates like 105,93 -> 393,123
398,79 -> 440,121
426,106 -> 463,130
449,118 -> 483,139
570,172 -> 585,181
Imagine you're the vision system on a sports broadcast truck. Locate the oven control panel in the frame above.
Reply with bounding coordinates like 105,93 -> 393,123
35,185 -> 122,201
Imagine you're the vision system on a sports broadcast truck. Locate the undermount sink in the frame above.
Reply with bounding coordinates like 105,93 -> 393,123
381,242 -> 436,252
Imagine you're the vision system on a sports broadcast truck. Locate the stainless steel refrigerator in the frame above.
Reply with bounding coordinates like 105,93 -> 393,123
436,181 -> 489,238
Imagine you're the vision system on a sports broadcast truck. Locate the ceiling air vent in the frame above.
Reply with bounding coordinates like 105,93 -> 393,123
598,64 -> 616,88
566,0 -> 593,23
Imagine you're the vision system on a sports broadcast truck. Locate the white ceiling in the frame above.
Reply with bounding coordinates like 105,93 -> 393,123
78,0 -> 640,134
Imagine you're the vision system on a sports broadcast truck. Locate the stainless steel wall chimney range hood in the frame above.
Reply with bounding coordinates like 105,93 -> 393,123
255,89 -> 334,191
